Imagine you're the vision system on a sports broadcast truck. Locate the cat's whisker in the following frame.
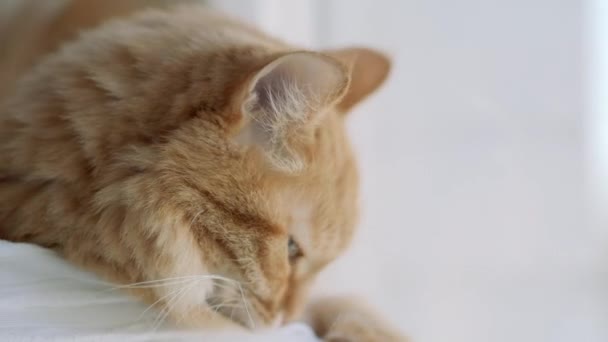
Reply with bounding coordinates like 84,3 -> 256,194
146,282 -> 191,330
152,281 -> 199,331
110,278 -> 202,292
229,301 -> 236,322
153,280 -> 238,324
142,275 -> 245,330
106,274 -> 239,291
120,275 -> 242,327
104,276 -> 198,291
238,282 -> 255,329
138,280 -> 200,321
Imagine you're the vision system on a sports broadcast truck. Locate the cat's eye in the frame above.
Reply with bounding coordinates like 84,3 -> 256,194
287,236 -> 302,261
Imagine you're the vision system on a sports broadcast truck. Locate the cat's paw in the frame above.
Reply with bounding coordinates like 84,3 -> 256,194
306,296 -> 408,342
322,312 -> 408,342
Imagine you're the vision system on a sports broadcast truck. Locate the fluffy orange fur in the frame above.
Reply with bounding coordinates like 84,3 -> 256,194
0,1 -> 404,340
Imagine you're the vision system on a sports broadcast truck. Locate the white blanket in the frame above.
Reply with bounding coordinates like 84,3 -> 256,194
0,241 -> 319,341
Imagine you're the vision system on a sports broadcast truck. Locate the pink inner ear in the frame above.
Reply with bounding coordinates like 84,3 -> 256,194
247,52 -> 349,121
235,52 -> 348,173
253,69 -> 290,112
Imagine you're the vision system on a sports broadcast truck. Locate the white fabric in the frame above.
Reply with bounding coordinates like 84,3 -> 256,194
0,241 -> 319,342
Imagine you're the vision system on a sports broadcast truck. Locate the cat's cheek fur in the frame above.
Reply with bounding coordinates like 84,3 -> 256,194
148,216 -> 212,315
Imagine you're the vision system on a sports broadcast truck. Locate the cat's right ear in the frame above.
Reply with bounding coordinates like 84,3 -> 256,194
231,52 -> 349,172
322,47 -> 391,113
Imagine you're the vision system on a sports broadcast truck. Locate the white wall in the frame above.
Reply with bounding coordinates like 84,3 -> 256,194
211,1 -> 605,342
589,0 -> 608,244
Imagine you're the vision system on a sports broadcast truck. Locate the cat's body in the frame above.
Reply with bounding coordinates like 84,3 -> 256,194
0,1 -> 404,340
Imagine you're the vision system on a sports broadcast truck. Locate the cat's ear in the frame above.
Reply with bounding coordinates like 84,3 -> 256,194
234,51 -> 349,172
322,47 -> 391,113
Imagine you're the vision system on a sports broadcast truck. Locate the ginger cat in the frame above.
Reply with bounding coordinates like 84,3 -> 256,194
0,1 -> 404,340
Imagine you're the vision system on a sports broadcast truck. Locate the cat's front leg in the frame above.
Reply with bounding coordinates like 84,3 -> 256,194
306,296 -> 408,342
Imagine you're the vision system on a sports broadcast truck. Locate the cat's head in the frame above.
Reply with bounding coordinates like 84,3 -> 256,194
32,8 -> 391,329
172,47 -> 392,327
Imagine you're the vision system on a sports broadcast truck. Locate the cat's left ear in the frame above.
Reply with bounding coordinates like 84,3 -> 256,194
233,51 -> 349,172
322,47 -> 391,113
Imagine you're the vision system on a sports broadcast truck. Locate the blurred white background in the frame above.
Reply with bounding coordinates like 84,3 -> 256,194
211,1 -> 607,342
